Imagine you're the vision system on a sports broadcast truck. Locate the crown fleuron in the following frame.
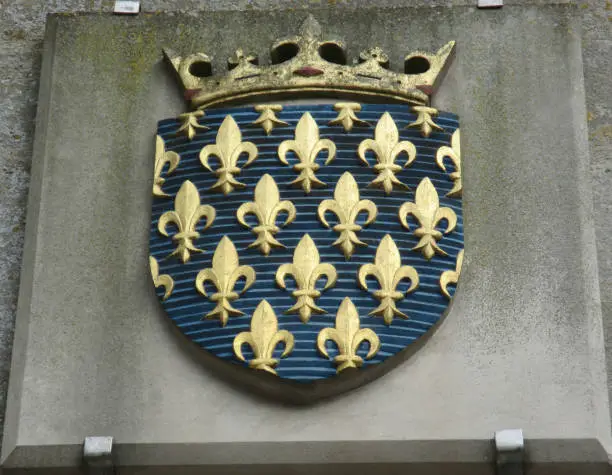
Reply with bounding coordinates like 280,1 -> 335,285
164,15 -> 455,109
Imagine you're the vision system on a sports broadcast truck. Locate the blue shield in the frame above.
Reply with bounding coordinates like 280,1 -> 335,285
150,103 -> 462,399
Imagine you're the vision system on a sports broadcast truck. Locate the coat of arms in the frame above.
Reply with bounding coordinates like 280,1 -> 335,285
150,16 -> 462,401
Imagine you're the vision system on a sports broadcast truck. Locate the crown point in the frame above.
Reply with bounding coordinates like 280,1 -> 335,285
163,48 -> 181,72
300,14 -> 322,39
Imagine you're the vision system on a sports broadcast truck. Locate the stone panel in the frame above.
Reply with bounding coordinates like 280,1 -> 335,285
1,6 -> 609,473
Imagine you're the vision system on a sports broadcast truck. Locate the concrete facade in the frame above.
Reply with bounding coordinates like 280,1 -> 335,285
0,1 -> 611,473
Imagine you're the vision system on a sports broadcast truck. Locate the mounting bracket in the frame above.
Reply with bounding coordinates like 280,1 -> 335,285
478,0 -> 504,8
495,429 -> 524,475
114,1 -> 141,14
83,436 -> 115,475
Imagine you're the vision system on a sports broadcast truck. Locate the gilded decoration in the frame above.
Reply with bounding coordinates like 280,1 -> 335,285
317,297 -> 380,373
228,48 -> 258,70
278,112 -> 336,194
237,174 -> 296,255
164,16 -> 456,109
176,110 -> 208,140
195,236 -> 255,326
407,106 -> 443,138
441,249 -> 464,299
358,234 -> 419,325
358,112 -> 416,194
195,236 -> 256,327
399,177 -> 457,260
158,180 -> 216,263
436,129 -> 462,197
276,234 -> 337,323
359,47 -> 390,71
151,15 -> 463,392
233,300 -> 294,375
318,172 -> 377,259
150,256 -> 174,300
329,103 -> 370,132
153,135 -> 180,198
252,104 -> 288,135
199,115 -> 258,195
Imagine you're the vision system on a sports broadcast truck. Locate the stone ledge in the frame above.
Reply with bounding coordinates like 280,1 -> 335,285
2,439 -> 610,474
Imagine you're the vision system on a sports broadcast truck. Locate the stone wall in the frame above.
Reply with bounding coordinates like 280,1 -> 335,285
0,0 -> 610,454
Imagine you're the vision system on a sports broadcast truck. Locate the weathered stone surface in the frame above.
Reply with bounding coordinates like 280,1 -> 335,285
0,6 -> 609,473
1,4 -> 611,457
581,1 -> 612,435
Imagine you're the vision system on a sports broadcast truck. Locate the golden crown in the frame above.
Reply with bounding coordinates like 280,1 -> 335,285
164,15 -> 455,110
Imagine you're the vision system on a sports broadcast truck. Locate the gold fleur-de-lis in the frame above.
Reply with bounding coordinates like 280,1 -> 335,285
318,172 -> 377,259
149,256 -> 174,300
276,234 -> 337,323
398,177 -> 457,260
252,105 -> 288,135
195,236 -> 256,327
317,297 -> 380,373
358,112 -> 416,194
358,234 -> 419,325
436,129 -> 462,197
153,135 -> 180,198
328,103 -> 370,132
237,174 -> 296,256
407,106 -> 443,138
158,180 -> 216,263
233,300 -> 294,375
440,249 -> 464,299
278,112 -> 336,194
176,110 -> 208,140
199,115 -> 258,195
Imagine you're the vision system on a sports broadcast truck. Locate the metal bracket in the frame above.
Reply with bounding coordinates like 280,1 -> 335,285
83,436 -> 115,475
478,0 -> 503,8
495,429 -> 524,475
114,1 -> 141,14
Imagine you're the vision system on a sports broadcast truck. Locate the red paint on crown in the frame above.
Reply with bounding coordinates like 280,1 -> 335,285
294,66 -> 324,77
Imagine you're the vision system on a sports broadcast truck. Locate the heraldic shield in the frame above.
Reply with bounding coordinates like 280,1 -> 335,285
149,16 -> 463,400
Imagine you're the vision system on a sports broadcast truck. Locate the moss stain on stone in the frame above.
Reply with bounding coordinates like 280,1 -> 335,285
591,124 -> 612,141
4,29 -> 26,41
